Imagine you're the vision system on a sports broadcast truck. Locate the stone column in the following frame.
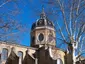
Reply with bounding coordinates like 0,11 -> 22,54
8,47 -> 11,57
19,57 -> 22,64
35,58 -> 38,64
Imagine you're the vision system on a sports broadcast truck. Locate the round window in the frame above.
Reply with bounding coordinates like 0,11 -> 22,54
38,33 -> 44,41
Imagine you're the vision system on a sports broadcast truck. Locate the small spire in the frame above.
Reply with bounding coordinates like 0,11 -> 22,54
40,7 -> 46,19
42,7 -> 45,14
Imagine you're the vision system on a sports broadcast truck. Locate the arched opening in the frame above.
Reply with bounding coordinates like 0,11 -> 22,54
56,58 -> 63,64
18,51 -> 23,59
18,51 -> 23,64
1,48 -> 8,61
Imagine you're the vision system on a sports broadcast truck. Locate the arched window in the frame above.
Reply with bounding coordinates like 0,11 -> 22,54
56,58 -> 63,64
2,48 -> 8,61
18,51 -> 23,60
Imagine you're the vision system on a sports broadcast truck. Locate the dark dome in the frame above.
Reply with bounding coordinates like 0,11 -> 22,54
37,18 -> 54,27
31,9 -> 54,30
31,18 -> 54,30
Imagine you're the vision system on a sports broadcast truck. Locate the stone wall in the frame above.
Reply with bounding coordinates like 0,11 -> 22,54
0,42 -> 36,64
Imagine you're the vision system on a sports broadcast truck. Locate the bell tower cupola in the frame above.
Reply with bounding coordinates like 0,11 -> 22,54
31,8 -> 56,48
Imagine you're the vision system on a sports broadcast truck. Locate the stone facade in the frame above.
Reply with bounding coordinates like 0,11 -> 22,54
0,42 -> 65,64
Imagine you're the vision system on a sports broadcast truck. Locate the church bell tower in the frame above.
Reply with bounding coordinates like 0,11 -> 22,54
31,9 -> 56,48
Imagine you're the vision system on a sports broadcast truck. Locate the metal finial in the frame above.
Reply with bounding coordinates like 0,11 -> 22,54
42,6 -> 44,13
40,6 -> 46,19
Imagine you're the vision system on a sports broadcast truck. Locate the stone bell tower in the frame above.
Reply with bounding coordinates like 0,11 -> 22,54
31,9 -> 56,48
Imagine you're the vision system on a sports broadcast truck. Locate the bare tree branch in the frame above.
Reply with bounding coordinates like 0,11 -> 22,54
0,0 -> 11,8
57,0 -> 70,37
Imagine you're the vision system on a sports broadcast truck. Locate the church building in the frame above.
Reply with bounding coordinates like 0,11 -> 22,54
0,9 -> 84,64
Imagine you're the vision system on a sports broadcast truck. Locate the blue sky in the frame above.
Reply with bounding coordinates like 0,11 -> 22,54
0,0 -> 46,46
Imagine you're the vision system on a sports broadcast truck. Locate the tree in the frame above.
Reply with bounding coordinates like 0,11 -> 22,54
0,0 -> 28,43
28,0 -> 85,64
